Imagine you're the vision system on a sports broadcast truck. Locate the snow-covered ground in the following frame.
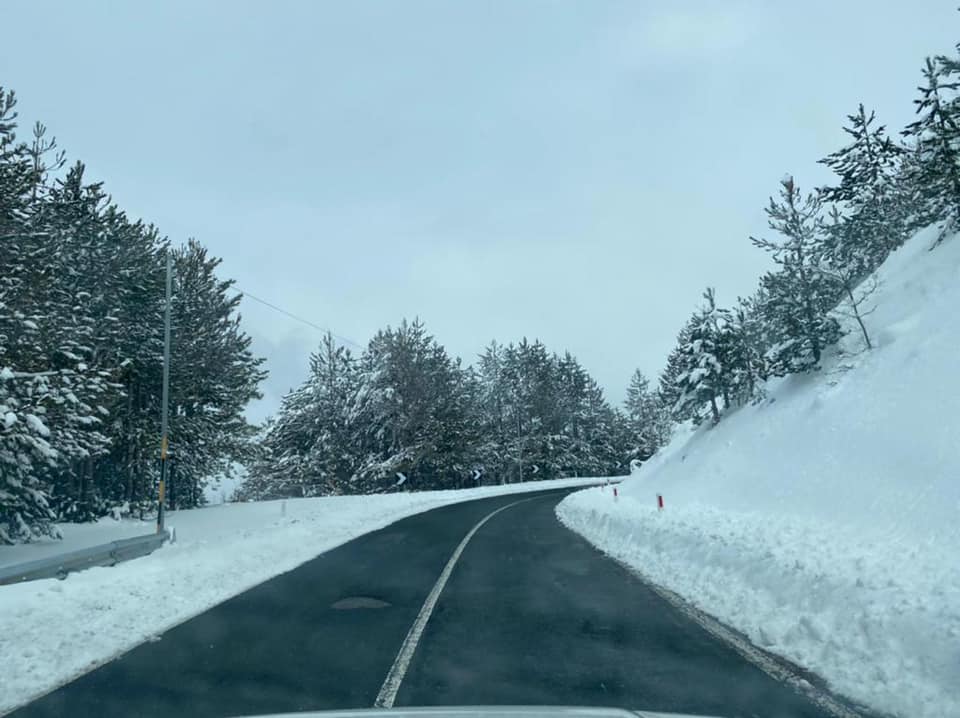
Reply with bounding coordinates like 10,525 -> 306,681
558,227 -> 960,718
0,477 -> 603,715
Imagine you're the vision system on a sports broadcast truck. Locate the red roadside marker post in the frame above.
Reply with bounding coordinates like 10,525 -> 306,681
657,494 -> 664,511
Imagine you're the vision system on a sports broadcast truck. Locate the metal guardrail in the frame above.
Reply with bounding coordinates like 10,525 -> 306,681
0,530 -> 170,586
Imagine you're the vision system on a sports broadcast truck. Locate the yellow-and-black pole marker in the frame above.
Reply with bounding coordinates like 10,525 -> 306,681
158,251 -> 172,533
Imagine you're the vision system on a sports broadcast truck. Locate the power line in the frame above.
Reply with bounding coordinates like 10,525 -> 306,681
231,287 -> 364,349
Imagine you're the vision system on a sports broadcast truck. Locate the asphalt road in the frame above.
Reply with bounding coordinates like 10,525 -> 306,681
10,489 -> 858,718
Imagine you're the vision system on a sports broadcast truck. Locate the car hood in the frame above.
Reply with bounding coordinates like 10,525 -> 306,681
238,707 -> 721,718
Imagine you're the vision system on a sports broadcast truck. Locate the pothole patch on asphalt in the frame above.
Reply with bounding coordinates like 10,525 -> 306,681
331,596 -> 391,610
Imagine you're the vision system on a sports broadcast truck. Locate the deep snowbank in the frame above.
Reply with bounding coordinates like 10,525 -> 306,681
557,227 -> 960,718
0,477 -> 601,714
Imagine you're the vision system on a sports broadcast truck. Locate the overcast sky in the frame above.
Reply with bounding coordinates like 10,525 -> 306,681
2,1 -> 956,422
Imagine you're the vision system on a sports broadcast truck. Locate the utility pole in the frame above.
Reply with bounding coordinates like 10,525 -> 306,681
516,410 -> 523,484
157,251 -> 172,534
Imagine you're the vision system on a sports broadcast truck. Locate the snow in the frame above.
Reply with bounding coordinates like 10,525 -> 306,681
557,227 -> 960,718
24,414 -> 50,437
0,476 -> 603,714
0,516 -> 157,569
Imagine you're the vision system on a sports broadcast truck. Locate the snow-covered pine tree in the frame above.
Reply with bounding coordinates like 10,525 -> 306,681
819,104 -> 907,270
38,162 -> 135,520
578,377 -> 624,476
471,339 -> 627,482
245,333 -> 361,499
0,90 -> 112,541
549,352 -> 591,478
87,216 -> 167,513
891,140 -> 940,235
656,317 -> 695,418
474,341 -> 511,482
752,176 -> 843,374
247,383 -> 317,499
723,295 -> 769,406
499,339 -> 554,482
902,54 -> 960,242
302,333 -> 361,491
448,364 -> 483,488
350,319 -> 470,491
163,241 -> 266,508
607,408 -> 634,473
672,288 -> 726,425
678,287 -> 770,422
624,369 -> 669,460
818,207 -> 881,351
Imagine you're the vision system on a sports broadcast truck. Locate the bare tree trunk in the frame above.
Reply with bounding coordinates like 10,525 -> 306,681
846,283 -> 873,350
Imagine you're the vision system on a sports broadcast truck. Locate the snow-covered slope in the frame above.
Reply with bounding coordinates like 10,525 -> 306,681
557,226 -> 960,718
0,477 -> 600,714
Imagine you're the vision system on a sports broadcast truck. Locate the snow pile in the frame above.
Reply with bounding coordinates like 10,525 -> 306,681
0,477 -> 600,714
557,227 -> 960,718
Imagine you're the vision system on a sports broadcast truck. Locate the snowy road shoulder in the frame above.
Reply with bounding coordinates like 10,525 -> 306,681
0,477 -> 601,715
556,488 -> 960,718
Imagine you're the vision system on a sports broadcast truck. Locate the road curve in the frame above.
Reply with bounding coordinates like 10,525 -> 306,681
9,489 -> 855,718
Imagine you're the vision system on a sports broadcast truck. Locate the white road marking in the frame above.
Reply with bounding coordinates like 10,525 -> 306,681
374,496 -> 539,708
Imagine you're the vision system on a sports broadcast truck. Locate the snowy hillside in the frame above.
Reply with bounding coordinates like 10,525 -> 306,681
557,226 -> 960,718
0,477 -> 600,714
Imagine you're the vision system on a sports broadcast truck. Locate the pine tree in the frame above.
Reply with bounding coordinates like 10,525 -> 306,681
819,104 -> 907,270
892,140 -> 940,235
249,382 -> 319,499
163,241 -> 267,508
38,163 -> 135,519
500,339 -> 556,482
550,352 -> 591,477
752,176 -> 843,374
656,318 -> 695,419
474,341 -> 511,482
303,334 -> 361,491
350,319 -> 470,491
0,90 -> 112,541
816,207 -> 881,351
578,378 -> 624,475
624,369 -> 669,460
245,333 -> 360,500
449,365 -> 484,487
672,289 -> 726,425
902,54 -> 960,241
88,216 -> 167,514
244,334 -> 359,499
723,295 -> 769,405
